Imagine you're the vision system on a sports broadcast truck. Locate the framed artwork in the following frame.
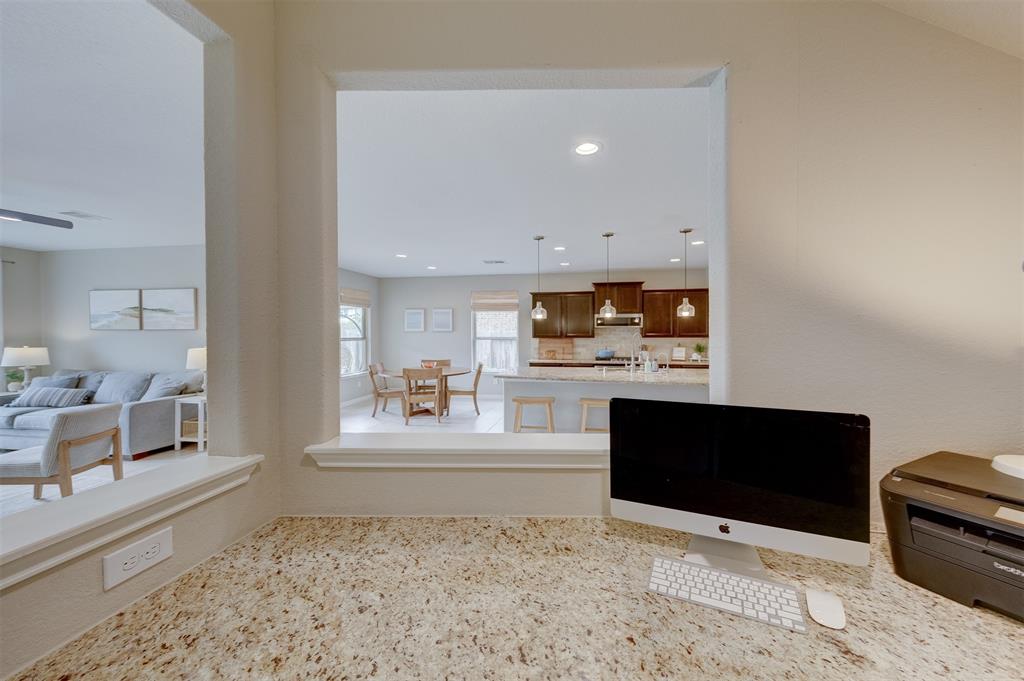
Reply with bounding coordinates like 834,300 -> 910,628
404,308 -> 425,332
89,289 -> 141,330
432,308 -> 454,332
142,288 -> 198,330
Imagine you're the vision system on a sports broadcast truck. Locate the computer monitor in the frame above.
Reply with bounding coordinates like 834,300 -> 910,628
610,398 -> 870,573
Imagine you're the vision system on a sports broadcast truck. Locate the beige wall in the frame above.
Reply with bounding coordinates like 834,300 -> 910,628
0,1 -> 281,675
277,1 -> 1022,516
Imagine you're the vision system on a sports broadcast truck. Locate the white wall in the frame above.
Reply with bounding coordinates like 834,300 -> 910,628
0,247 -> 44,352
338,267 -> 380,401
37,246 -> 206,372
376,268 -> 709,394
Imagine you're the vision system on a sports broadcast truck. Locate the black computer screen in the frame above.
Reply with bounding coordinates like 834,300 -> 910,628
610,399 -> 870,543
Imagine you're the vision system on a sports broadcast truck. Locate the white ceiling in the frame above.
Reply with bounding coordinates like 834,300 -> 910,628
878,1 -> 1023,60
338,88 -> 710,278
0,0 -> 203,252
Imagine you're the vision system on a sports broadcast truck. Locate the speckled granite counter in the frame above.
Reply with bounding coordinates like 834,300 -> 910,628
13,518 -> 1019,680
498,367 -> 709,385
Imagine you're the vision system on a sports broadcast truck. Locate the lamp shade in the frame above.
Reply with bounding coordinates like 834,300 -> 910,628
185,347 -> 207,371
1,346 -> 50,367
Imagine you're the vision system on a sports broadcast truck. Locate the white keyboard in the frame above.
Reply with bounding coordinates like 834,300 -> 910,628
648,556 -> 807,633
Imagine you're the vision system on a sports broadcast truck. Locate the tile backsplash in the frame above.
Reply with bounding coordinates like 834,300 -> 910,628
532,328 -> 708,362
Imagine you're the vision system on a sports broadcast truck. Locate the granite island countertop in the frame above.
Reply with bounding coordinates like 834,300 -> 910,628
497,366 -> 710,385
13,517 -> 1020,680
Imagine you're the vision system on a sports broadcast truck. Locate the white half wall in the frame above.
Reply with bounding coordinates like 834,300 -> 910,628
38,245 -> 206,372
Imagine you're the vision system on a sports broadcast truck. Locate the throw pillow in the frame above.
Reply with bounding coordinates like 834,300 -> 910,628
10,387 -> 93,408
93,372 -> 154,404
141,377 -> 186,401
79,371 -> 110,393
29,375 -> 80,389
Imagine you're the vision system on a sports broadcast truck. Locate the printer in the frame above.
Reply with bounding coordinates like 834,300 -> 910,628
880,451 -> 1023,621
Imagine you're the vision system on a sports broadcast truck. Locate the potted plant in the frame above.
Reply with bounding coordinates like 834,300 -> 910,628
692,342 -> 707,362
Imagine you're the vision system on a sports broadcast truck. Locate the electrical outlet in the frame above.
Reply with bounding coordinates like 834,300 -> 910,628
103,527 -> 173,590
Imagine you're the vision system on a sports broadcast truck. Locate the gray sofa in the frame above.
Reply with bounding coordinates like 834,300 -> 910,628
0,369 -> 204,460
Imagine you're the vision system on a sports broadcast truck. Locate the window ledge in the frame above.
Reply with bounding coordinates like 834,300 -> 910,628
0,453 -> 263,589
306,433 -> 608,470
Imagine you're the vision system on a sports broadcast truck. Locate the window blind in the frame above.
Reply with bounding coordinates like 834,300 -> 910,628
339,288 -> 371,308
470,290 -> 519,312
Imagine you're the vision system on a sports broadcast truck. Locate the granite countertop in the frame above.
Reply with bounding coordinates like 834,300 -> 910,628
15,517 -> 1019,680
497,366 -> 710,385
529,359 -> 710,368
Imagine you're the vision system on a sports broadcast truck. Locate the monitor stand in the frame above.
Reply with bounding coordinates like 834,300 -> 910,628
682,534 -> 767,579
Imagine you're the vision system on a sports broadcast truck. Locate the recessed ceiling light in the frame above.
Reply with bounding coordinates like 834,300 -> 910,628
560,262 -> 570,267
669,257 -> 681,263
395,253 -> 408,258
691,240 -> 705,246
427,265 -> 437,270
553,246 -> 566,251
574,142 -> 601,156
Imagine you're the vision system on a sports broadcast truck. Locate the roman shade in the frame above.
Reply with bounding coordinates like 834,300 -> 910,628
339,288 -> 371,308
470,290 -> 519,312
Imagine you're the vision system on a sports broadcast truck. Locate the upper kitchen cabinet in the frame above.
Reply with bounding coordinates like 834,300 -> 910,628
530,293 -> 563,337
673,288 -> 709,337
592,282 -> 643,314
640,290 -> 677,337
530,292 -> 595,338
561,292 -> 595,337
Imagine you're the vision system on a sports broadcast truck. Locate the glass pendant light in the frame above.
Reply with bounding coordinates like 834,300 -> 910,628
600,232 -> 617,317
531,235 -> 548,320
677,228 -> 696,318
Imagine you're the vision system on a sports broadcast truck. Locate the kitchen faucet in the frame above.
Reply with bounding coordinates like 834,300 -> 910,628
629,332 -> 642,376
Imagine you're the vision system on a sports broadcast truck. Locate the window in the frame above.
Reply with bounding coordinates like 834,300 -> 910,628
340,305 -> 369,376
473,310 -> 518,372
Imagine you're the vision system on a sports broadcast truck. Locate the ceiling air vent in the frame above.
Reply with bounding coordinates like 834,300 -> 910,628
482,260 -> 506,265
58,210 -> 110,220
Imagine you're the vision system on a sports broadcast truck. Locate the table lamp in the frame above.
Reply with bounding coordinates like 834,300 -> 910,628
186,346 -> 207,392
1,346 -> 50,391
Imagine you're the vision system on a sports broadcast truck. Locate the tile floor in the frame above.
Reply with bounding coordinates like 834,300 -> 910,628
0,445 -> 203,519
340,394 -> 504,433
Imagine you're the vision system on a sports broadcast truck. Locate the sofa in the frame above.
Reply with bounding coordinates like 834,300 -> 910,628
0,369 -> 204,460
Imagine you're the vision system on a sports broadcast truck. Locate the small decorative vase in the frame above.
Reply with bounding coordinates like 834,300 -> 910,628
7,381 -> 24,392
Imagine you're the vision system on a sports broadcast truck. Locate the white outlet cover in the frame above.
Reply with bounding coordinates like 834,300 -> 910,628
102,526 -> 173,590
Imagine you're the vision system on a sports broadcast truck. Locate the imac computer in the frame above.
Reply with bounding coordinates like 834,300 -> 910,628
610,398 -> 870,631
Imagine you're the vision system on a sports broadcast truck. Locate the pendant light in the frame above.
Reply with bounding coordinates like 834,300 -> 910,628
600,232 -> 617,318
531,235 -> 548,320
677,228 -> 696,318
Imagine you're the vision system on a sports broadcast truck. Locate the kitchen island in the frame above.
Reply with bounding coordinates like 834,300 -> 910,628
496,367 -> 709,433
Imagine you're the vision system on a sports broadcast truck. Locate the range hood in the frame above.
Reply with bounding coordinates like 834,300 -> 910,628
595,313 -> 643,328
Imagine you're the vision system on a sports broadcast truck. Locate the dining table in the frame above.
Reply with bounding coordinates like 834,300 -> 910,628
381,366 -> 471,417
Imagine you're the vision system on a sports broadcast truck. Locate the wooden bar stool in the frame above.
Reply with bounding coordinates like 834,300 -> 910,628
512,396 -> 556,433
579,398 -> 610,433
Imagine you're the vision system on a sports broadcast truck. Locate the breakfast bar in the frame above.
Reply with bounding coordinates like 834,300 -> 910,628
496,367 -> 710,433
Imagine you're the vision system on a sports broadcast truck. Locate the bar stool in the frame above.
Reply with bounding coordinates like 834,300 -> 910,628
512,396 -> 556,433
579,398 -> 610,433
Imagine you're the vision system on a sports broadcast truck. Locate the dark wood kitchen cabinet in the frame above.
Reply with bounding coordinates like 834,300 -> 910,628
530,292 -> 595,338
673,288 -> 709,337
561,292 -> 595,337
592,282 -> 643,315
641,290 -> 677,337
530,293 -> 563,337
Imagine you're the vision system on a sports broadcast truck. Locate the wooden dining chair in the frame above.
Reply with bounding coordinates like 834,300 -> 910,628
368,363 -> 404,417
416,359 -> 451,392
402,367 -> 444,424
447,362 -> 484,415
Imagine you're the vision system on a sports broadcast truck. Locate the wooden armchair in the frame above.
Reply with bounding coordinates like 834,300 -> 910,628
402,367 -> 443,424
0,403 -> 123,498
447,362 -> 484,415
369,362 -> 404,417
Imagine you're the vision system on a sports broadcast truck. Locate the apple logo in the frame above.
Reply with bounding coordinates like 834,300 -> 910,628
718,523 -> 731,534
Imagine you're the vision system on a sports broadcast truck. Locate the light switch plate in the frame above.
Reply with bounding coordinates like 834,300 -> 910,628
102,527 -> 173,590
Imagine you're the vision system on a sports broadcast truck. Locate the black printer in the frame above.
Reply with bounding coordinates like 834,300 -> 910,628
880,451 -> 1023,621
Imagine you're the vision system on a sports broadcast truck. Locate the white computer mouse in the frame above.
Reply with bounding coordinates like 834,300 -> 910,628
806,589 -> 846,629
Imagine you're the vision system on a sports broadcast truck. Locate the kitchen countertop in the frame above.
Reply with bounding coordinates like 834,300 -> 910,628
529,358 -> 710,368
13,517 -> 1019,680
498,366 -> 710,385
